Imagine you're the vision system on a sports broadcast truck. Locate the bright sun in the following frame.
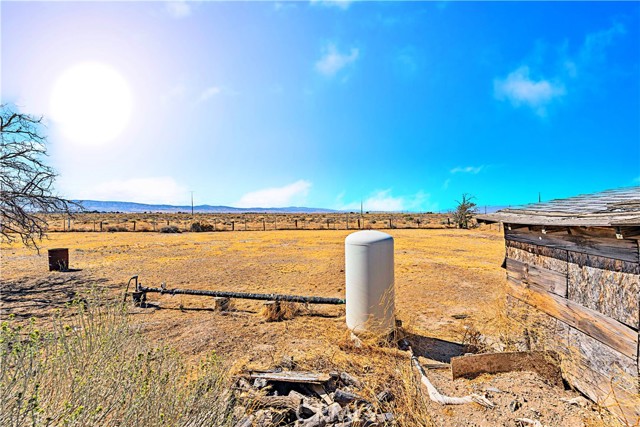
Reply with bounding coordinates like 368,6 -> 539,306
50,62 -> 133,146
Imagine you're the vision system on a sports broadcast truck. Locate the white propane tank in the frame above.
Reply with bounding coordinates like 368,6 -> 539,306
345,230 -> 395,334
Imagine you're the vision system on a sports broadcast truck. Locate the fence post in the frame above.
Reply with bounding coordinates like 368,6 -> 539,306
133,221 -> 136,231
100,221 -> 103,232
295,220 -> 298,229
263,218 -> 266,231
232,221 -> 235,231
346,213 -> 349,230
244,219 -> 247,231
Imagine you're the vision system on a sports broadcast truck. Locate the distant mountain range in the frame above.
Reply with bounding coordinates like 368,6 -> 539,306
72,200 -> 510,214
73,200 -> 340,214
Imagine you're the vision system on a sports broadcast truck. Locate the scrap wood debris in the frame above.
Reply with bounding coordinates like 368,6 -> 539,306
232,365 -> 394,427
515,418 -> 547,427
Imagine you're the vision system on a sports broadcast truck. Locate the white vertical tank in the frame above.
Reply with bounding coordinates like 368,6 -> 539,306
345,230 -> 395,334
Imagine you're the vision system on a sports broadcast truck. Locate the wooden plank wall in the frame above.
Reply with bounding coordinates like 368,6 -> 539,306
503,226 -> 640,423
505,225 -> 639,263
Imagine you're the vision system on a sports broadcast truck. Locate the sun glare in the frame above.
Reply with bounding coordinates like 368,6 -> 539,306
50,62 -> 133,146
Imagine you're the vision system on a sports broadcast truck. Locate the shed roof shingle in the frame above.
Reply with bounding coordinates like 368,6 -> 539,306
476,187 -> 640,227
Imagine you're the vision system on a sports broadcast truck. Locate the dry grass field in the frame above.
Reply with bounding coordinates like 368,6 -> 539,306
0,224 -> 621,426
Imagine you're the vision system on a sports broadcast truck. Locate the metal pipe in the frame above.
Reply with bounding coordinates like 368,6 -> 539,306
137,284 -> 345,305
123,275 -> 139,303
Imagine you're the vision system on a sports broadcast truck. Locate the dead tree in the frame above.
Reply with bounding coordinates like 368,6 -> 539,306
1,104 -> 74,249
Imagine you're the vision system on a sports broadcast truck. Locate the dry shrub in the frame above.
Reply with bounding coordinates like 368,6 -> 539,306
260,301 -> 303,322
159,225 -> 181,233
456,288 -> 527,353
190,222 -> 214,232
0,299 -> 233,427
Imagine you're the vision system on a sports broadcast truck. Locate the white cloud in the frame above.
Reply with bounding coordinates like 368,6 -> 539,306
362,190 -> 405,212
580,23 -> 625,64
273,2 -> 297,12
73,177 -> 189,205
310,0 -> 352,10
341,190 -> 434,212
165,1 -> 191,18
494,66 -> 565,116
450,165 -> 485,174
493,24 -> 624,118
315,43 -> 359,77
198,86 -> 221,102
442,179 -> 451,190
236,180 -> 312,208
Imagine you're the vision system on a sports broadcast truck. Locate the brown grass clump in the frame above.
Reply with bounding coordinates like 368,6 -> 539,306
0,296 -> 234,427
260,301 -> 304,321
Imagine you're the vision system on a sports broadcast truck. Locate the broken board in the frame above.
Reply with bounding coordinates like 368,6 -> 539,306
249,370 -> 332,384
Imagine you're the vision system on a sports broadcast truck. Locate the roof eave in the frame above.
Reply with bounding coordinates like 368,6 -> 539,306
476,213 -> 640,227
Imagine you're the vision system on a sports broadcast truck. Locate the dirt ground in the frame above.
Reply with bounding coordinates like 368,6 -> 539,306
0,227 -> 620,427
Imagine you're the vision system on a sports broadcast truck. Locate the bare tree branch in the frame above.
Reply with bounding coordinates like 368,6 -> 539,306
1,104 -> 78,251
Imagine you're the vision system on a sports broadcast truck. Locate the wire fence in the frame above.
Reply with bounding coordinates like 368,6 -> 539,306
42,212 -> 484,233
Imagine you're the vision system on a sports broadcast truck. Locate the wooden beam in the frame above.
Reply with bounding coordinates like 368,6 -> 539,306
505,223 -> 530,231
506,278 -> 638,359
612,226 -> 640,240
249,371 -> 331,384
527,225 -> 568,235
505,227 -> 639,263
506,258 -> 567,297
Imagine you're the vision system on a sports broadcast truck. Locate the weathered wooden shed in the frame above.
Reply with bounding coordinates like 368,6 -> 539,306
478,187 -> 640,423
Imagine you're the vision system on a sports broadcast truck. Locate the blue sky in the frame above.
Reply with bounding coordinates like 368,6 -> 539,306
2,1 -> 639,211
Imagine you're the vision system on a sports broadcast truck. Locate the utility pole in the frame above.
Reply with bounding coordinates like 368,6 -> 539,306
190,191 -> 194,218
538,192 -> 541,203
